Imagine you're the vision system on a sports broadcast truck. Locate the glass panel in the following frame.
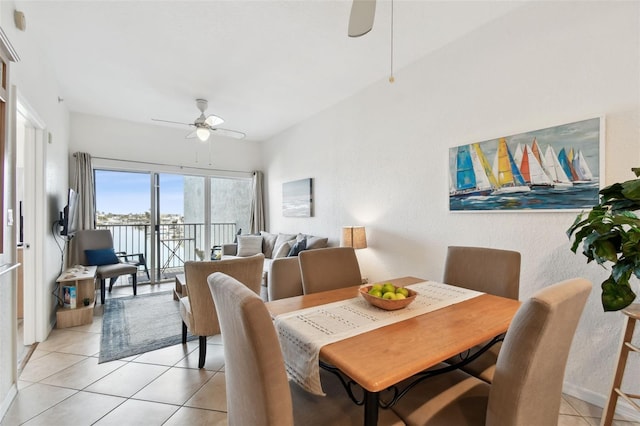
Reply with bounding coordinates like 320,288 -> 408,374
211,177 -> 252,249
95,170 -> 151,281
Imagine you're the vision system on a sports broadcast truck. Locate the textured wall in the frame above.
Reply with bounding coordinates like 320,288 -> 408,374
262,1 -> 640,412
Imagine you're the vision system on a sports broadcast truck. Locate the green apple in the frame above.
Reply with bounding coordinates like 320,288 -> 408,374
371,283 -> 383,292
382,291 -> 397,300
395,293 -> 406,300
395,287 -> 409,297
368,289 -> 383,298
382,283 -> 396,294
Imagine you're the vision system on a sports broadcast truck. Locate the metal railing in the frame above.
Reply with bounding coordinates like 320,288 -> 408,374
96,222 -> 237,280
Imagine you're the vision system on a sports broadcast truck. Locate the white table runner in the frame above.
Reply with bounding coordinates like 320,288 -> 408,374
274,281 -> 482,395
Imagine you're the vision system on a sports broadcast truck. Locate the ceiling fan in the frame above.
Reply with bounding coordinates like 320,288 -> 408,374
152,99 -> 246,141
348,0 -> 376,37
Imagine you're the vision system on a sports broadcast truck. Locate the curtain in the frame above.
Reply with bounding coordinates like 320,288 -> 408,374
73,152 -> 95,230
249,171 -> 265,233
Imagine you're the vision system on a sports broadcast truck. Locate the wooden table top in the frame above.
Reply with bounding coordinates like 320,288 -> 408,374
266,276 -> 521,392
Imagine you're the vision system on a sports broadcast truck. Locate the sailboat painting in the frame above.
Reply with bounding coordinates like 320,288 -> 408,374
449,117 -> 603,211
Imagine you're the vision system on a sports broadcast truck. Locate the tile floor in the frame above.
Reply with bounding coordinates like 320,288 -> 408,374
2,282 -> 640,425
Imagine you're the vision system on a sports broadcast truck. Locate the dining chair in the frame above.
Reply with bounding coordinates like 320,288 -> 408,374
390,277 -> 591,426
299,247 -> 362,294
181,254 -> 264,368
442,245 -> 521,383
207,271 -> 406,426
73,229 -> 138,304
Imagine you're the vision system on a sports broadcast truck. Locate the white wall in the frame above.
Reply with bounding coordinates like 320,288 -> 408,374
69,112 -> 262,174
262,1 -> 640,413
0,0 -> 71,417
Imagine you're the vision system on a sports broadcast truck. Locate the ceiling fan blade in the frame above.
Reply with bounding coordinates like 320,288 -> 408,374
152,118 -> 194,127
205,114 -> 224,127
210,128 -> 246,139
348,0 -> 376,37
185,130 -> 198,139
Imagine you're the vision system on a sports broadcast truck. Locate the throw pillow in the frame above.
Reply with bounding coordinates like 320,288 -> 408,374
233,228 -> 242,243
273,240 -> 293,258
85,248 -> 119,266
260,231 -> 278,259
274,233 -> 296,254
288,237 -> 307,257
237,235 -> 263,257
297,233 -> 329,250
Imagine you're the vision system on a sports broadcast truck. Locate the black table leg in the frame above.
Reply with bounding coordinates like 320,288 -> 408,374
364,390 -> 379,426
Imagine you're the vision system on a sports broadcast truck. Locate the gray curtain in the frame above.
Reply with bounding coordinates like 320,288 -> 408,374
249,171 -> 265,233
73,152 -> 95,230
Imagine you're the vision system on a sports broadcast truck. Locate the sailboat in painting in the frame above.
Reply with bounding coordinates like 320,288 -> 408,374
451,144 -> 497,197
543,145 -> 573,188
558,148 -> 581,182
572,149 -> 594,182
492,138 -> 531,195
520,144 -> 552,187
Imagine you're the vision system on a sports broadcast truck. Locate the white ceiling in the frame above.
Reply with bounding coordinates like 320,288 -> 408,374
16,1 -> 524,141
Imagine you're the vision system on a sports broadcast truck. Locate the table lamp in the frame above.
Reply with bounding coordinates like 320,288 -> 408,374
342,226 -> 367,249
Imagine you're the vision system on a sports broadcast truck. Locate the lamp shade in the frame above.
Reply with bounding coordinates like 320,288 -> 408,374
196,127 -> 210,142
342,226 -> 367,249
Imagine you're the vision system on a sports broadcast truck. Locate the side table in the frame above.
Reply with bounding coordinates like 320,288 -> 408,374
56,265 -> 97,328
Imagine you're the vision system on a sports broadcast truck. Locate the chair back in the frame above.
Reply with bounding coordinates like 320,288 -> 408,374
73,229 -> 115,265
208,272 -> 294,426
184,254 -> 264,336
299,247 -> 361,294
443,246 -> 521,299
486,278 -> 591,426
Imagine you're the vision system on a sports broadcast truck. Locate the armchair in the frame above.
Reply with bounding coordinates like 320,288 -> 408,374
73,229 -> 138,304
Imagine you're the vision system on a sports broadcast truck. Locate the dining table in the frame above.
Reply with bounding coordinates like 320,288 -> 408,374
265,276 -> 521,426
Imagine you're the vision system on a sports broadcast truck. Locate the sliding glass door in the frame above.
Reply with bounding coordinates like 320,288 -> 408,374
95,168 -> 251,283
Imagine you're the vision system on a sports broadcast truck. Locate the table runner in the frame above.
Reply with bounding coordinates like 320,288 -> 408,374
274,281 -> 482,395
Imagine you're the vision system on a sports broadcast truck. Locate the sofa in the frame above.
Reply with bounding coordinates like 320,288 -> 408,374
222,231 -> 329,301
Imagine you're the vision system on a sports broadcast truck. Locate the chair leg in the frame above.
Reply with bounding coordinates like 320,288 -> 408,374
132,274 -> 137,296
100,279 -> 106,304
198,336 -> 207,368
182,322 -> 187,344
108,277 -> 116,293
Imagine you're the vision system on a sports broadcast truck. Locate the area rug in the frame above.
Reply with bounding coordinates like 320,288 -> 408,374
99,290 -> 196,363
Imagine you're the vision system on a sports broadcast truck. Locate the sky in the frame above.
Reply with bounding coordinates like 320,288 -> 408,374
95,170 -> 184,215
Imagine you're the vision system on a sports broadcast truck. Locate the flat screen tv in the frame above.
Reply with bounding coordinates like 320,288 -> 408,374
61,188 -> 79,237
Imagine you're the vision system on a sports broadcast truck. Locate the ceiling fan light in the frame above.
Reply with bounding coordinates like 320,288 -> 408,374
196,127 -> 210,141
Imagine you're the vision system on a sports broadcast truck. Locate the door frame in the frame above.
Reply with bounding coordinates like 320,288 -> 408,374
16,93 -> 46,345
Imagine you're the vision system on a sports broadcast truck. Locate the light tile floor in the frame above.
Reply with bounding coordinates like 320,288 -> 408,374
2,282 -> 640,425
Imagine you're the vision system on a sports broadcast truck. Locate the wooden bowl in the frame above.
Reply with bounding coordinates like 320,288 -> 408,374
359,285 -> 418,311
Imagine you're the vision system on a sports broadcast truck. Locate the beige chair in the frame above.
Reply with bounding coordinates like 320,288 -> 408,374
180,254 -> 264,368
391,278 -> 591,426
267,257 -> 303,301
208,271 -> 406,426
443,245 -> 521,383
299,247 -> 362,294
73,229 -> 138,304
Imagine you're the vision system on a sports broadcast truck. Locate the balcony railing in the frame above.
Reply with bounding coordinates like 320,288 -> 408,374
96,222 -> 238,281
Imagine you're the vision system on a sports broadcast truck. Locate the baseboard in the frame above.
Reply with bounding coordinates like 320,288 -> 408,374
0,384 -> 17,421
563,381 -> 640,421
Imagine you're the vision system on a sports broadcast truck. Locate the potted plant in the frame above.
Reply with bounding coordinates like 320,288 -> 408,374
567,168 -> 640,311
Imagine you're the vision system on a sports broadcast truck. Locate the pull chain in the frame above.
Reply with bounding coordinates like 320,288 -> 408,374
389,0 -> 395,83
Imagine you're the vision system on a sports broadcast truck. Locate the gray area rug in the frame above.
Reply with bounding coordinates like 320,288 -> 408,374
99,290 -> 196,363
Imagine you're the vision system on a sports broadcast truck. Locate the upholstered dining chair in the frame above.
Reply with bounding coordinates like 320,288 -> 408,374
208,271 -> 406,426
180,254 -> 264,368
73,229 -> 138,304
442,245 -> 521,383
299,247 -> 362,294
390,277 -> 591,426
